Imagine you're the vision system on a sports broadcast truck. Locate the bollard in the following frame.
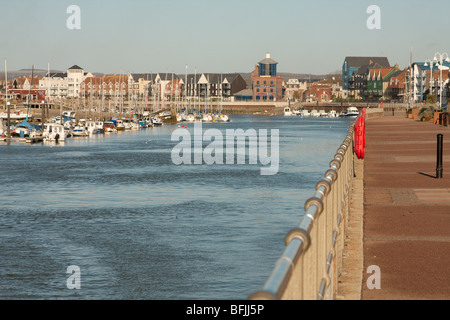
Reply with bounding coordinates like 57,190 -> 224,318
436,134 -> 443,179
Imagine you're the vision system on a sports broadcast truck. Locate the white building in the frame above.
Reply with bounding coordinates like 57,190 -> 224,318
39,65 -> 93,100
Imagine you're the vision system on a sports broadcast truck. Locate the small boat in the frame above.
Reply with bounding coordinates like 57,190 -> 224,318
0,110 -> 33,121
186,113 -> 195,122
43,123 -> 68,142
86,120 -> 104,134
72,125 -> 88,137
300,110 -> 311,117
152,116 -> 163,126
284,106 -> 293,116
123,119 -> 132,130
342,107 -> 360,118
310,110 -> 320,117
116,119 -> 125,131
104,121 -> 118,133
202,113 -> 213,122
319,110 -> 328,117
131,120 -> 140,130
218,114 -> 230,122
328,110 -> 338,118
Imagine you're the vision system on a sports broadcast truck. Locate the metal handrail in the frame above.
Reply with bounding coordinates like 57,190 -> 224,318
248,123 -> 356,300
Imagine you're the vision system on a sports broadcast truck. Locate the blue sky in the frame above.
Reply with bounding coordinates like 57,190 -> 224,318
1,0 -> 449,75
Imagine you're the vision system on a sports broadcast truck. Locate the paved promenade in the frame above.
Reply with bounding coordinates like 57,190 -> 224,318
362,115 -> 450,300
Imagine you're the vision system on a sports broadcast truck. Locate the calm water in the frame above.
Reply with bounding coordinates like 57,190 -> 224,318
0,115 -> 352,300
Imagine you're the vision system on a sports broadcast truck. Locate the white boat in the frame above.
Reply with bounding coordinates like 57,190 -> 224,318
116,119 -> 125,131
43,123 -> 68,141
62,111 -> 76,120
292,109 -> 302,116
328,110 -> 338,118
131,120 -> 141,130
300,110 -> 311,117
284,106 -> 293,116
152,116 -> 163,126
310,110 -> 320,117
186,113 -> 195,122
123,119 -> 132,130
72,125 -> 88,137
319,110 -> 328,117
202,113 -> 213,122
342,107 -> 360,118
218,114 -> 229,122
86,121 -> 101,134
0,110 -> 33,121
103,121 -> 118,133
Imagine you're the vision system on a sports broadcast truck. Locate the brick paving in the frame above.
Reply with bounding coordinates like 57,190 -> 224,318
362,115 -> 450,300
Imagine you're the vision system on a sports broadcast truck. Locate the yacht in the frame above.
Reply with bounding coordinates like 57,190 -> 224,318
186,113 -> 195,122
300,110 -> 311,117
103,121 -> 118,133
310,110 -> 320,117
72,125 -> 88,137
319,110 -> 328,117
284,106 -> 293,116
116,119 -> 125,131
43,123 -> 68,141
328,110 -> 338,118
342,107 -> 360,118
0,110 -> 33,121
202,113 -> 213,122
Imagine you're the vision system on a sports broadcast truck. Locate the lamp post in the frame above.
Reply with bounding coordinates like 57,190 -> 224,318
433,52 -> 450,110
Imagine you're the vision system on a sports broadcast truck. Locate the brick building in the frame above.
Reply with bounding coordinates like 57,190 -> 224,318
251,53 -> 283,101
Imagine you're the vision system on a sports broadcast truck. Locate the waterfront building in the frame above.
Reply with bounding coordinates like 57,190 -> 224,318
39,65 -> 93,99
407,61 -> 450,103
7,75 -> 45,102
184,73 -> 246,102
366,65 -> 397,101
385,69 -> 408,102
251,53 -> 283,101
342,56 -> 390,94
80,74 -> 129,102
284,79 -> 308,102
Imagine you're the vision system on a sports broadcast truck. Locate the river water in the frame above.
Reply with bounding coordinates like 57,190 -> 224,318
0,115 -> 353,300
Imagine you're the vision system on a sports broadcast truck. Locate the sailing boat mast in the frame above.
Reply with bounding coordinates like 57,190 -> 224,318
5,58 -> 11,140
27,65 -> 34,121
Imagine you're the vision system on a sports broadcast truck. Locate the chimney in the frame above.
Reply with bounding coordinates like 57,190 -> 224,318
395,63 -> 399,71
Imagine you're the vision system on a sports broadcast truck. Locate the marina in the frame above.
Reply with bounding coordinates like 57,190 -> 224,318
0,115 -> 354,299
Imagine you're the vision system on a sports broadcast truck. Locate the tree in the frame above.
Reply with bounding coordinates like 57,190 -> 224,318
427,94 -> 436,104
